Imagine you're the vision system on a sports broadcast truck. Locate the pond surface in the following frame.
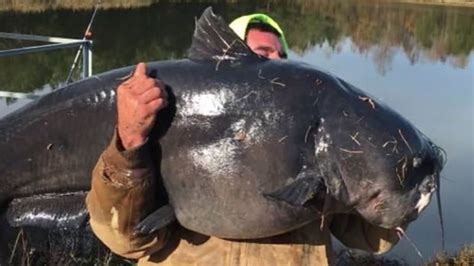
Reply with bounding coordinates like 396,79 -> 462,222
1,1 -> 473,265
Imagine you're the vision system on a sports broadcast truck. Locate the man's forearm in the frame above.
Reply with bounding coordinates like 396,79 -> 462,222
86,131 -> 167,259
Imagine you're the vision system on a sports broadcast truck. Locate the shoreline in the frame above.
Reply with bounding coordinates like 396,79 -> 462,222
384,0 -> 474,7
0,0 -> 473,13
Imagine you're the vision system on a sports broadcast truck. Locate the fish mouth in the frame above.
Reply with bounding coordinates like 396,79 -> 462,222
353,171 -> 440,230
414,175 -> 437,214
378,142 -> 446,229
414,191 -> 434,214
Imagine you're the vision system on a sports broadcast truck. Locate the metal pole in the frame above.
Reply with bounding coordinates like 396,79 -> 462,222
87,41 -> 93,77
0,32 -> 80,44
0,41 -> 88,57
0,91 -> 40,100
82,41 -> 93,78
65,1 -> 100,83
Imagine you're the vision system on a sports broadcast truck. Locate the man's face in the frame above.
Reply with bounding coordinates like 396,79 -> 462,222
246,28 -> 283,59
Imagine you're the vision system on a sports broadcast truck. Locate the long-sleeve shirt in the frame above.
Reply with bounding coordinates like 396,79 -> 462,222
86,132 -> 400,265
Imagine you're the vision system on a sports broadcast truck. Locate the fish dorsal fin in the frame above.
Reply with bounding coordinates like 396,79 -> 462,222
188,7 -> 264,64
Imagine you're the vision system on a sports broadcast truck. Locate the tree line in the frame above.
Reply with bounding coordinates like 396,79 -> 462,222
0,0 -> 472,93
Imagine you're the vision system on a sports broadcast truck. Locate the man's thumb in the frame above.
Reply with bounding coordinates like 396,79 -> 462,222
134,62 -> 147,77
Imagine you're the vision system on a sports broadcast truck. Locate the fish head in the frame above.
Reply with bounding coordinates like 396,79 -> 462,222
346,140 -> 446,229
313,78 -> 446,230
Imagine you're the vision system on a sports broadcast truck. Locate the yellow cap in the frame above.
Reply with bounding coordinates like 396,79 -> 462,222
229,13 -> 289,57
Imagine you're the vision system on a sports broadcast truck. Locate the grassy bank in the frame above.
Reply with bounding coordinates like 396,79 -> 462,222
6,225 -> 472,265
0,0 -> 158,12
386,0 -> 474,7
12,244 -> 473,265
427,245 -> 474,266
337,245 -> 474,265
0,0 -> 473,12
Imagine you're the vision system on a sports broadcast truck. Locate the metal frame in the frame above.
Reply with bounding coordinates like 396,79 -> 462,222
0,32 -> 93,99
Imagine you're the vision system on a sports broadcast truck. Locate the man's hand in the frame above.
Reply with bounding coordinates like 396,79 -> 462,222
117,62 -> 168,150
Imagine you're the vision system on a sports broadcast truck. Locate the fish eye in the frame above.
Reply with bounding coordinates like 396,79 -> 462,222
416,155 -> 436,177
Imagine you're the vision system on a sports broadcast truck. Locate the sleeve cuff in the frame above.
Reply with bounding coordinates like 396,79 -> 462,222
100,130 -> 154,188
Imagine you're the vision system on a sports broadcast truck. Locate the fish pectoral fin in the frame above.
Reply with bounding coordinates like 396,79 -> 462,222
263,176 -> 324,206
134,204 -> 176,236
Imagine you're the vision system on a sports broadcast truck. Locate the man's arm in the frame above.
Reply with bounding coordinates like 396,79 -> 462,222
86,62 -> 169,259
86,133 -> 167,258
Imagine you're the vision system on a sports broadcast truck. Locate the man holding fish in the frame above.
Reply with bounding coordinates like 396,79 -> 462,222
86,12 -> 411,266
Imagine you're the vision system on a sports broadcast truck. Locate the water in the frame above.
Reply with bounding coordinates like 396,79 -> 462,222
1,1 -> 473,265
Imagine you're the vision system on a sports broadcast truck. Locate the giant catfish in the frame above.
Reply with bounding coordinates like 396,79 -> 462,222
0,7 -> 445,262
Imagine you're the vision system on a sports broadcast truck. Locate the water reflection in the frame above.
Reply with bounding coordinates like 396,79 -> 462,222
0,1 -> 472,95
0,1 -> 473,265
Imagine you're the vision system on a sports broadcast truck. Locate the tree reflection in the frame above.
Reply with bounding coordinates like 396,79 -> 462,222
0,0 -> 472,94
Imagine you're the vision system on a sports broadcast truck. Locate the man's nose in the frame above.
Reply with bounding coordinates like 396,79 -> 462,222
267,51 -> 281,59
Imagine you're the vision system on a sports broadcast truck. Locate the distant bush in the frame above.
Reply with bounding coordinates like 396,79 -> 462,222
427,244 -> 474,266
